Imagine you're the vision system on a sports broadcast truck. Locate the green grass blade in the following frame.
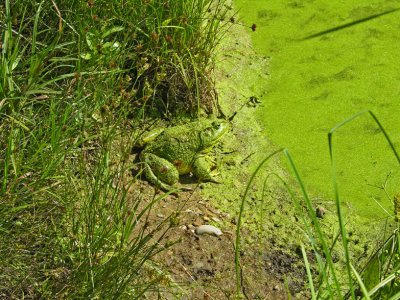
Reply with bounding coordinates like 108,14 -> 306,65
350,263 -> 371,300
368,272 -> 396,297
388,291 -> 400,300
235,148 -> 285,298
284,149 -> 341,299
301,243 -> 316,300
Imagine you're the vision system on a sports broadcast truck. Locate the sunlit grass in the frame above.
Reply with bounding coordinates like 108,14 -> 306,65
0,0 -> 229,297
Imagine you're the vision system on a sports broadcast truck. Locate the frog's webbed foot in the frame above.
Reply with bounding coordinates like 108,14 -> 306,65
192,155 -> 220,183
140,153 -> 180,191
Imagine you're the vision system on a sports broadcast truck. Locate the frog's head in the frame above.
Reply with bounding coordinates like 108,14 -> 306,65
199,119 -> 229,151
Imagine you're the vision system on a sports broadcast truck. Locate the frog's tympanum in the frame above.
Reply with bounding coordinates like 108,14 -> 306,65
138,118 -> 229,191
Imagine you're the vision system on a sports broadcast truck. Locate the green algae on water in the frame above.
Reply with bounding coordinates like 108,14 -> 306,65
234,0 -> 400,220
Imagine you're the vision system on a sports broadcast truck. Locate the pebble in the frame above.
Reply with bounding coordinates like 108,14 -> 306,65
203,216 -> 210,222
223,212 -> 230,219
195,225 -> 223,237
316,206 -> 326,218
156,214 -> 165,218
192,220 -> 202,227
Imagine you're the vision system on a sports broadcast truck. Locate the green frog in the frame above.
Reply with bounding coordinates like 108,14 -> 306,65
138,118 -> 229,191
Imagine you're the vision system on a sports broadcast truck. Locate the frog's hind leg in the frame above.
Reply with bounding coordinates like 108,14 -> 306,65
192,155 -> 220,183
140,153 -> 179,191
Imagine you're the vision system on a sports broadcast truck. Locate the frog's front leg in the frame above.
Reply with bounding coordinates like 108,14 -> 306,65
134,128 -> 165,148
140,152 -> 179,191
192,155 -> 219,183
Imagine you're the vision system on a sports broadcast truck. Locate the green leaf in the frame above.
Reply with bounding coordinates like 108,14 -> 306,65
80,53 -> 92,60
102,26 -> 125,38
102,41 -> 120,50
85,32 -> 95,50
161,19 -> 172,26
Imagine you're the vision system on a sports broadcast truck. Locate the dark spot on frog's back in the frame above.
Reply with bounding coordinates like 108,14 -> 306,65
173,160 -> 184,168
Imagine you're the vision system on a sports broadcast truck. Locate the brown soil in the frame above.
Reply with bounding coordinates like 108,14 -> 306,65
129,178 -> 310,300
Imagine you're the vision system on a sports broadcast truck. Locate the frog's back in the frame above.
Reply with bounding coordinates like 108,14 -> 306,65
149,130 -> 200,159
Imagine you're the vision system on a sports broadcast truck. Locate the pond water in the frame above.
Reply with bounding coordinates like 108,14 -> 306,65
234,0 -> 400,220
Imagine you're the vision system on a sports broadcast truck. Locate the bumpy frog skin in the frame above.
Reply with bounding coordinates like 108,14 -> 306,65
138,118 -> 229,191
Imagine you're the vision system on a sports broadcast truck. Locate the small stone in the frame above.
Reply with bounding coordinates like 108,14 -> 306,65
203,216 -> 210,222
179,225 -> 188,231
223,213 -> 231,219
195,225 -> 223,236
231,217 -> 238,225
273,285 -> 280,291
316,206 -> 326,218
192,220 -> 202,227
187,224 -> 195,230
194,262 -> 204,269
157,214 -> 165,218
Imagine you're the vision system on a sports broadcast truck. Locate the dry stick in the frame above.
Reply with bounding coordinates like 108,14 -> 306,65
51,0 -> 63,33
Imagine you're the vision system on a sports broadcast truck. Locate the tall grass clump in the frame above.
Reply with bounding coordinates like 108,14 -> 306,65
66,0 -> 230,116
234,111 -> 400,299
1,0 -> 229,297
